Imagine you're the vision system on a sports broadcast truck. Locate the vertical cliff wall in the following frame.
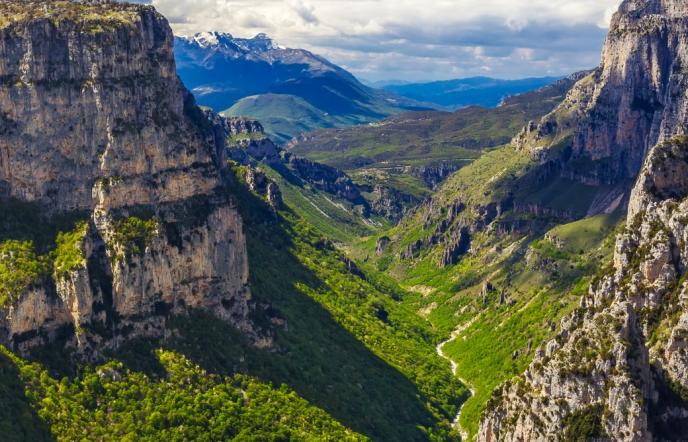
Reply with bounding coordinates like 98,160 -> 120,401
479,1 -> 688,439
0,1 -> 258,357
516,0 -> 688,186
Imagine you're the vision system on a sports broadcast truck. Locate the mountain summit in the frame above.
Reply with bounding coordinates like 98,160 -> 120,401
176,32 -> 336,72
174,32 -> 429,143
183,31 -> 280,52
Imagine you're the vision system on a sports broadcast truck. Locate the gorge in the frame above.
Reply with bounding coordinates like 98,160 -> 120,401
1,0 -> 688,441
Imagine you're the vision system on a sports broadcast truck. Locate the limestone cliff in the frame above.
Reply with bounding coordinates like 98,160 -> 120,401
479,136 -> 688,442
515,0 -> 688,186
0,1 -> 261,357
478,2 -> 688,439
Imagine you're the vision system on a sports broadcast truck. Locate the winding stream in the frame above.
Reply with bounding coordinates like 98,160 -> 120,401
436,320 -> 477,441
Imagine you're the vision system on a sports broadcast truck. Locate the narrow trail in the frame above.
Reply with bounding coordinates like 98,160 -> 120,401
435,318 -> 477,441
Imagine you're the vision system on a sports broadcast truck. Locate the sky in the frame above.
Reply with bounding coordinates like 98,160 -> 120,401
134,0 -> 624,83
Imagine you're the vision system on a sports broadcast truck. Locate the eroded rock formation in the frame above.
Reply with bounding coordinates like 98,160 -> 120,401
0,1 -> 262,358
515,0 -> 688,186
479,0 -> 688,437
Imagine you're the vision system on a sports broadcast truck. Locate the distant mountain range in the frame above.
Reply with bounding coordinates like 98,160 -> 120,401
174,32 -> 430,143
382,76 -> 561,109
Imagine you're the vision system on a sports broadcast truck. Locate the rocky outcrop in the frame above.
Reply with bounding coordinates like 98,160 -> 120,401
515,0 -> 688,186
266,182 -> 282,209
223,116 -> 266,138
478,139 -> 688,440
400,240 -> 424,261
281,152 -> 368,208
410,163 -> 461,189
479,2 -> 688,439
0,1 -> 263,357
214,114 -> 370,213
368,185 -> 420,222
439,228 -> 470,268
376,236 -> 391,256
242,167 -> 281,210
214,116 -> 281,165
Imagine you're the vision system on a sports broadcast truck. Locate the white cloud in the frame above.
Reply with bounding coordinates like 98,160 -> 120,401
288,0 -> 320,25
146,0 -> 624,81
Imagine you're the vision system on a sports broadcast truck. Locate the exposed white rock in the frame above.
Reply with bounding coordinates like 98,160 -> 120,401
479,1 -> 688,439
0,2 -> 263,358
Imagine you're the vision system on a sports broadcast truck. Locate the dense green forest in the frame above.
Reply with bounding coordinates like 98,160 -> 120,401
0,167 -> 468,441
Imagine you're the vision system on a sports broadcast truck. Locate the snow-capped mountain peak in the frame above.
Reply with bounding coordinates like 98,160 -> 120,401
181,31 -> 279,53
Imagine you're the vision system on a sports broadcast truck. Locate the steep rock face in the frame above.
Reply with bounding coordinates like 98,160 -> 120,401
478,1 -> 688,439
478,139 -> 688,440
281,153 -> 368,206
0,1 -> 259,357
516,0 -> 688,186
0,3 -> 218,212
367,185 -> 420,223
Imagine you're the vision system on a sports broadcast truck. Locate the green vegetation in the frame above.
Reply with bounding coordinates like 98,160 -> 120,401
224,94 -> 383,145
286,78 -> 574,208
0,13 -> 633,438
563,405 -> 607,441
289,78 -> 572,172
0,240 -> 49,309
0,1 -> 140,32
229,132 -> 267,145
546,212 -> 624,254
235,131 -> 615,439
387,210 -> 621,438
354,132 -> 626,438
52,221 -> 88,277
354,170 -> 433,201
111,217 -> 160,258
5,346 -> 365,442
0,167 -> 467,441
0,212 -> 90,307
0,199 -> 87,253
432,144 -> 534,206
260,165 -> 385,244
220,168 -> 468,440
0,350 -> 53,442
522,177 -> 610,215
0,2 -> 651,441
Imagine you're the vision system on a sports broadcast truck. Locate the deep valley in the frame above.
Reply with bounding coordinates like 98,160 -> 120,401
1,0 -> 688,441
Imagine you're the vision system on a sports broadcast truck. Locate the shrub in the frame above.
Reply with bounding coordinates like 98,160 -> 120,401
0,240 -> 49,308
563,404 -> 607,441
52,221 -> 89,278
111,217 -> 159,258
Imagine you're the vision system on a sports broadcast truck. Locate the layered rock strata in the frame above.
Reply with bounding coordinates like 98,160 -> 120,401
0,1 -> 261,357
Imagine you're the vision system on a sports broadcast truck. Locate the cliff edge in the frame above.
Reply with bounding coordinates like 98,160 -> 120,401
0,0 -> 262,358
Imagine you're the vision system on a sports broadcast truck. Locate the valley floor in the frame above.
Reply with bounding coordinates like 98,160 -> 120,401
435,319 -> 477,440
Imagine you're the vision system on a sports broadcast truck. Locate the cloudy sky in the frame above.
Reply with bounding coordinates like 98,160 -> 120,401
139,0 -> 623,82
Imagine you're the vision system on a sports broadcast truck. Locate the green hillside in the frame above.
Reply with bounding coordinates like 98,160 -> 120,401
0,165 -> 468,442
351,140 -> 626,439
5,347 -> 365,441
223,93 -> 424,145
259,165 -> 387,244
286,77 -> 579,220
288,77 -> 576,171
222,94 -> 352,144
